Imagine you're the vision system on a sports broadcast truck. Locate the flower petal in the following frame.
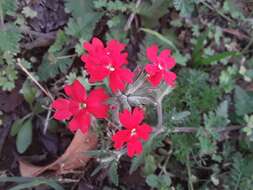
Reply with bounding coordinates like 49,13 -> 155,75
145,64 -> 158,75
112,130 -> 131,149
136,123 -> 152,141
86,62 -> 110,83
164,71 -> 177,87
127,140 -> 143,157
109,71 -> 125,93
160,49 -> 171,58
118,68 -> 134,84
119,108 -> 144,129
64,80 -> 87,102
86,88 -> 109,118
107,39 -> 126,53
68,110 -> 91,134
146,44 -> 158,62
119,109 -> 133,129
147,71 -> 163,87
132,108 -> 144,125
52,98 -> 72,120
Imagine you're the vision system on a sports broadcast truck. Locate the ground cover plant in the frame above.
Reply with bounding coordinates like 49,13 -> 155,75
0,0 -> 253,189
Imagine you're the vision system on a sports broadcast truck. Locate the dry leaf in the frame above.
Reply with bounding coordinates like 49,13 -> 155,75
19,130 -> 97,177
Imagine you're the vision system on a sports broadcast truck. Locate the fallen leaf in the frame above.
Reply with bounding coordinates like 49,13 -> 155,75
19,130 -> 97,177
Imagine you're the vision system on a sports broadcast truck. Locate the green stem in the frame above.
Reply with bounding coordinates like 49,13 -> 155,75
0,1 -> 4,27
186,154 -> 194,190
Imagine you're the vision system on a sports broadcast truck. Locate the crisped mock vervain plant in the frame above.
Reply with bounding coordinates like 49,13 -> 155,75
51,37 -> 177,158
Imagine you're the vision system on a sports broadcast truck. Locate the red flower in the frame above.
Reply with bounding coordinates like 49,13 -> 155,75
52,80 -> 109,134
81,37 -> 134,93
145,44 -> 177,87
112,108 -> 152,157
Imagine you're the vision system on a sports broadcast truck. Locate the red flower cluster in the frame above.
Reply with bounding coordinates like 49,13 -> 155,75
52,80 -> 109,134
51,38 -> 177,157
112,108 -> 152,157
81,38 -> 134,93
145,44 -> 177,87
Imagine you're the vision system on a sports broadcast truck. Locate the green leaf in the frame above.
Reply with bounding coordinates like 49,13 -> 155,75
192,32 -> 207,64
144,155 -> 156,175
0,177 -> 63,190
1,0 -> 17,16
223,0 -> 244,20
234,86 -> 253,116
11,119 -> 23,137
146,174 -> 159,188
20,80 -> 37,107
48,30 -> 68,53
64,0 -> 102,39
16,119 -> 33,154
37,53 -> 73,81
173,0 -> 197,17
0,64 -> 18,91
171,111 -> 191,121
21,6 -> 37,18
0,26 -> 21,53
94,0 -> 133,12
108,161 -> 119,186
139,0 -> 169,27
202,51 -> 239,65
130,134 -> 164,174
140,28 -> 178,51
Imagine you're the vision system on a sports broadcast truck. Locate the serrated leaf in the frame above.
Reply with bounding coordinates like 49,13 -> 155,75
16,119 -> 33,154
1,0 -> 17,16
37,53 -> 73,81
234,86 -> 253,116
0,26 -> 21,53
22,6 -> 37,18
139,0 -> 169,27
48,30 -> 68,53
173,0 -> 197,17
64,0 -> 102,39
146,174 -> 159,188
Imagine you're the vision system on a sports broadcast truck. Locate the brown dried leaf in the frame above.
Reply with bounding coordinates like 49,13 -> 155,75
19,130 -> 97,177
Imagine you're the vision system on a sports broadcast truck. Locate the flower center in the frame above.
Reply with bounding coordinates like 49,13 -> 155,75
158,64 -> 163,70
106,64 -> 115,71
79,103 -> 87,109
130,128 -> 137,136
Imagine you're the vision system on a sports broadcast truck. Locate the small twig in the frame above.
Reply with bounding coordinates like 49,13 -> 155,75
16,58 -> 54,101
57,54 -> 77,60
200,0 -> 234,23
20,27 -> 56,39
222,28 -> 249,40
124,0 -> 142,31
156,103 -> 163,129
172,125 -> 243,134
43,108 -> 52,134
116,92 -> 131,110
